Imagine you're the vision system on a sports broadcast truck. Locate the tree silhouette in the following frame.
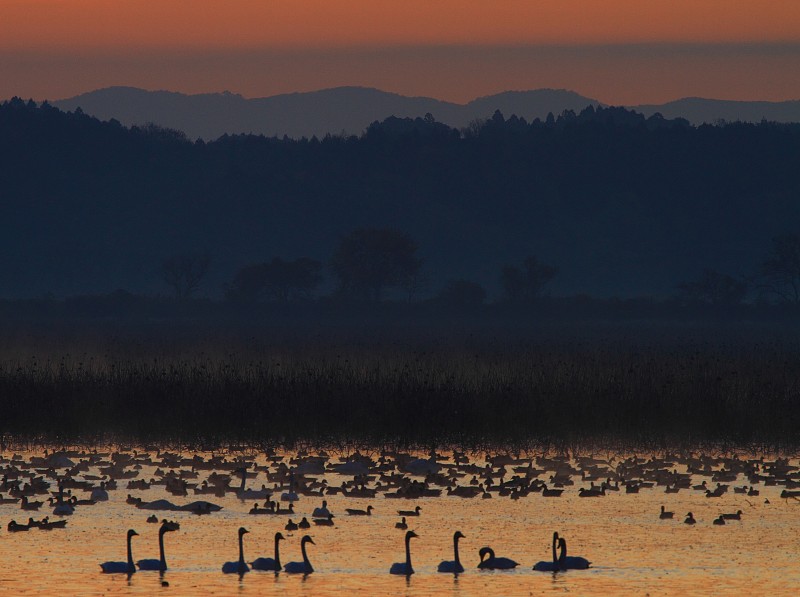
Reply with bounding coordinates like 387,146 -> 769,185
331,228 -> 421,301
162,253 -> 211,300
501,256 -> 557,302
761,233 -> 800,304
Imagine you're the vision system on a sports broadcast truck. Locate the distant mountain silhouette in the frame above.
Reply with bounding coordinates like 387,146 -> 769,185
633,97 -> 800,125
53,86 -> 602,140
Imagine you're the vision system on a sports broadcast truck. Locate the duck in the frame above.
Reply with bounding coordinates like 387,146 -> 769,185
100,529 -> 138,574
659,505 -> 674,519
397,506 -> 421,517
477,546 -> 518,570
390,530 -> 418,575
137,520 -> 178,571
558,537 -> 590,569
345,505 -> 373,516
285,519 -> 298,531
437,531 -> 465,573
395,516 -> 408,530
299,517 -> 311,529
721,510 -> 742,520
222,527 -> 250,574
252,532 -> 284,571
713,515 -> 726,525
284,535 -> 315,574
684,512 -> 696,525
533,532 -> 560,572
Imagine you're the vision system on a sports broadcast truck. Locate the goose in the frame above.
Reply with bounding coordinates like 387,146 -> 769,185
659,505 -> 674,520
345,505 -> 373,516
684,512 -> 696,525
21,496 -> 43,511
395,516 -> 408,530
533,532 -> 560,572
713,515 -> 726,526
222,527 -> 250,574
437,531 -> 465,573
390,530 -> 418,575
558,537 -> 590,569
311,500 -> 331,518
275,503 -> 294,515
137,520 -> 177,571
100,529 -> 138,574
397,506 -> 422,517
284,535 -> 315,574
477,546 -> 518,570
7,519 -> 30,532
252,532 -> 284,571
299,517 -> 311,529
722,510 -> 742,520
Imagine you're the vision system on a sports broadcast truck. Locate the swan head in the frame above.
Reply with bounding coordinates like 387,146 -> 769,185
478,546 -> 494,561
238,527 -> 249,537
127,529 -> 139,539
406,530 -> 419,541
367,506 -> 374,512
275,532 -> 285,541
301,535 -> 315,546
454,531 -> 465,541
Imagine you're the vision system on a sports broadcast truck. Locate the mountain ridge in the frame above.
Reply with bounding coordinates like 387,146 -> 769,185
49,85 -> 800,140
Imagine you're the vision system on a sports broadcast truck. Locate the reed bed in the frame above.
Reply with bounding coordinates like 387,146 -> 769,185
0,324 -> 798,450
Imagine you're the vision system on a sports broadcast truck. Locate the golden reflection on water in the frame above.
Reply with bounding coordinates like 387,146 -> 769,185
2,451 -> 800,596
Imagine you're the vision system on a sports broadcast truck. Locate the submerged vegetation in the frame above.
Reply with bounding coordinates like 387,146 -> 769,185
1,324 -> 799,449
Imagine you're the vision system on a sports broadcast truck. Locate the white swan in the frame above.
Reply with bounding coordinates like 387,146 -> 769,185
437,531 -> 465,573
137,521 -> 177,571
390,530 -> 418,575
558,537 -> 590,569
100,529 -> 138,574
252,532 -> 284,571
533,532 -> 559,572
284,535 -> 315,574
222,527 -> 250,574
477,546 -> 518,569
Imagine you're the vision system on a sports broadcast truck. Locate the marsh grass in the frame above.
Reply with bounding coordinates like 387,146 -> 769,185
0,324 -> 799,449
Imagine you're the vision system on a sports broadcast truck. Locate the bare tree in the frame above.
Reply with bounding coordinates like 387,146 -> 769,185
162,253 -> 211,300
760,233 -> 800,304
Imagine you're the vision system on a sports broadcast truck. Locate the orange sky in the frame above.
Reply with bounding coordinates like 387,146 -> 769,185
2,1 -> 800,103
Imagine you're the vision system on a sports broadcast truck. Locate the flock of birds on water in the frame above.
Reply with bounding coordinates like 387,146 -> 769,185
2,447 -> 798,581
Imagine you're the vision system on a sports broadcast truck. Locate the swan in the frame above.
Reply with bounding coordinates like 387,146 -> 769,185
252,532 -> 284,571
100,529 -> 138,574
312,500 -> 331,518
660,505 -> 674,519
558,538 -> 590,569
284,535 -> 315,574
477,546 -> 518,570
390,530 -> 418,575
437,531 -> 465,573
222,527 -> 250,574
533,532 -> 560,571
236,467 -> 271,500
137,520 -> 177,571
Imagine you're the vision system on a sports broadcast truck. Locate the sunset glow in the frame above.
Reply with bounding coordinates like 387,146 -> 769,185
2,1 -> 800,106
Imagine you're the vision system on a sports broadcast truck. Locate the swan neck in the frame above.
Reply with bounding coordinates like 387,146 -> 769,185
453,535 -> 460,564
127,534 -> 134,568
301,540 -> 310,565
159,531 -> 167,567
552,535 -> 557,565
274,536 -> 282,567
405,535 -> 412,568
238,533 -> 245,565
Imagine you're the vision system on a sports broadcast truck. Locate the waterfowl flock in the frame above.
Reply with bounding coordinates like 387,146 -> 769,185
0,447 -> 795,586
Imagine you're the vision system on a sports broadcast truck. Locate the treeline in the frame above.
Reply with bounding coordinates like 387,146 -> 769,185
1,98 -> 800,301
